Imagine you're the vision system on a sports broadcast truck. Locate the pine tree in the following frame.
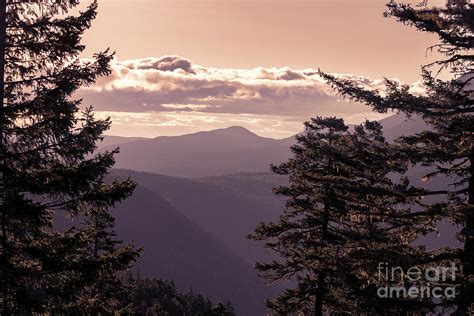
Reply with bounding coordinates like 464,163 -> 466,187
250,118 -> 428,315
321,1 -> 473,313
129,277 -> 236,316
0,0 -> 140,312
71,191 -> 141,314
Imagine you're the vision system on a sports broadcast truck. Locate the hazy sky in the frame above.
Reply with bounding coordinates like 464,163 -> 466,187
77,0 -> 444,138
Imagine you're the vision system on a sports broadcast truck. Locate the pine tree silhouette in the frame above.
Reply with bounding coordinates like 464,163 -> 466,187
322,1 -> 473,313
0,0 -> 140,313
250,118 -> 428,314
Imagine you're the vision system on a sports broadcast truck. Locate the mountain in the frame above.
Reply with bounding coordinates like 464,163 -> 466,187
378,113 -> 428,141
97,113 -> 449,316
110,179 -> 272,316
199,172 -> 288,204
113,169 -> 285,265
100,127 -> 292,177
98,135 -> 149,149
99,114 -> 427,178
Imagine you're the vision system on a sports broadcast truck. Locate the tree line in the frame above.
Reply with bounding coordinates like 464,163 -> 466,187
127,275 -> 235,316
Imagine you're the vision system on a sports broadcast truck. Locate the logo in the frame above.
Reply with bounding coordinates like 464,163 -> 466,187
376,262 -> 458,300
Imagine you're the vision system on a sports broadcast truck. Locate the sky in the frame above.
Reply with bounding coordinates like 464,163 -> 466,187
77,0 -> 444,138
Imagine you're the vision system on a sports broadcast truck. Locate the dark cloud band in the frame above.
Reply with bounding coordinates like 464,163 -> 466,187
79,55 -> 419,118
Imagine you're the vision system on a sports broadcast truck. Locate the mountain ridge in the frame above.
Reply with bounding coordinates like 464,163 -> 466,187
110,177 -> 273,315
98,113 -> 427,178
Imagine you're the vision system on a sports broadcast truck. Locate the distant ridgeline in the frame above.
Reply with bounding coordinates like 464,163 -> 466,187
128,276 -> 235,316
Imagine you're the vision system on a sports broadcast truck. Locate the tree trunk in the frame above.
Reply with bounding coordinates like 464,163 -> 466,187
315,187 -> 330,316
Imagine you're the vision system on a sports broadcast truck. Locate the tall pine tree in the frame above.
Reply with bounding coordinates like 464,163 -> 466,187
0,0 -> 140,313
250,118 -> 428,315
322,1 -> 473,313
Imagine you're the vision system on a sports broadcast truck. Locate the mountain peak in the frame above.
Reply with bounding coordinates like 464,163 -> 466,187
222,126 -> 256,135
197,126 -> 262,140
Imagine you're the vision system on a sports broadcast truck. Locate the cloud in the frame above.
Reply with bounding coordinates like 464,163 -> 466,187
122,56 -> 196,74
78,55 -> 411,119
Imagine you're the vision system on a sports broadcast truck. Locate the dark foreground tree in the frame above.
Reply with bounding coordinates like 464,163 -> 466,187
250,118 -> 429,315
322,1 -> 473,313
129,276 -> 235,316
0,0 -> 140,313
